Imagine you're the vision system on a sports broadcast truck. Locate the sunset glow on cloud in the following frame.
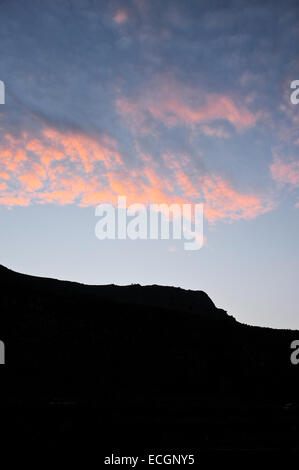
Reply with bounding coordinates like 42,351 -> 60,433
114,10 -> 128,24
271,157 -> 299,187
0,125 -> 272,222
116,78 -> 260,136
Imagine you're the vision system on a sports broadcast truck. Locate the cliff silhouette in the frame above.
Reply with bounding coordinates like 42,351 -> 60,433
0,264 -> 299,461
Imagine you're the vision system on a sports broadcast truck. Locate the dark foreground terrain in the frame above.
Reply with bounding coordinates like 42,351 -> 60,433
0,264 -> 299,464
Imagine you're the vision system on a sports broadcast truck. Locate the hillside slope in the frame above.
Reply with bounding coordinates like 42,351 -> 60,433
0,265 -> 299,456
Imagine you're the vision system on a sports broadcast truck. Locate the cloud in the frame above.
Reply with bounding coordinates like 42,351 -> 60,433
0,126 -> 273,222
270,155 -> 299,208
113,10 -> 129,24
0,1 -> 284,222
201,175 -> 274,222
271,157 -> 299,186
0,127 -> 122,206
201,124 -> 230,139
116,77 -> 260,135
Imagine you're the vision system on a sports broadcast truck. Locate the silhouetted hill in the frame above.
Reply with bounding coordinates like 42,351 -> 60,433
0,264 -> 299,460
0,264 -> 234,322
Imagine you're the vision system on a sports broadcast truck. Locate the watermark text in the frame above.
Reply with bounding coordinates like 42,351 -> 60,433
95,197 -> 204,251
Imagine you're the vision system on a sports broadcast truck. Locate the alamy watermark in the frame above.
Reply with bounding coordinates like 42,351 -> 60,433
95,196 -> 204,251
0,341 -> 4,364
290,340 -> 299,365
0,80 -> 5,104
290,80 -> 299,105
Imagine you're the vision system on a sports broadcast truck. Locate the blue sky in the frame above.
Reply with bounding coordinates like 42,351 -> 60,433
0,0 -> 299,328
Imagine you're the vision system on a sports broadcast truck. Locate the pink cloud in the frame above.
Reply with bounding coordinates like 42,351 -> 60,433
19,173 -> 43,192
270,155 -> 299,208
201,124 -> 230,139
201,175 -> 273,222
270,157 -> 299,186
116,77 -> 260,134
113,10 -> 128,24
0,127 -> 272,222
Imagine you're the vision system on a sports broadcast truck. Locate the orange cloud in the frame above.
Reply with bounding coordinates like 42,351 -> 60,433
0,127 -> 272,222
0,195 -> 30,207
201,176 -> 273,222
19,173 -> 43,192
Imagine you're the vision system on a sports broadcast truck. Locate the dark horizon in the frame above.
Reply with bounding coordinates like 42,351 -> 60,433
1,262 -> 299,462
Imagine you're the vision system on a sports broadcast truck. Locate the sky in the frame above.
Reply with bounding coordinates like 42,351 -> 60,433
0,0 -> 299,328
